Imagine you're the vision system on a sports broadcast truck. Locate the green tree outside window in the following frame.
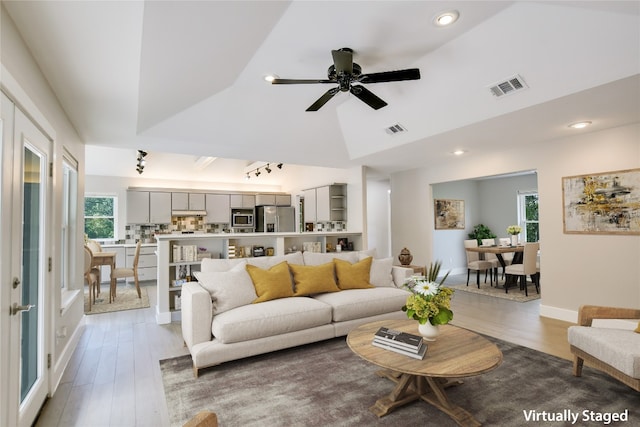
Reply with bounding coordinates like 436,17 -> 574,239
84,196 -> 116,239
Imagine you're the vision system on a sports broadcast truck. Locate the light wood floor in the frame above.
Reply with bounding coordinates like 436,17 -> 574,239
35,276 -> 575,427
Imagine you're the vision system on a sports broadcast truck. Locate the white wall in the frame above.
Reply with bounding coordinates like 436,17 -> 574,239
391,123 -> 640,322
1,4 -> 87,410
366,178 -> 391,258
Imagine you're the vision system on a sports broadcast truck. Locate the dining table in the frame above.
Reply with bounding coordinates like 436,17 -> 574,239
91,251 -> 117,303
465,245 -> 524,289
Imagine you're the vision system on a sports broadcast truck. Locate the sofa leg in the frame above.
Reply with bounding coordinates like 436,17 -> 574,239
573,355 -> 584,377
193,365 -> 200,378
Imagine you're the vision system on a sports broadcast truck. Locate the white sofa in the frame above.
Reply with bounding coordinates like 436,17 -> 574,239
181,250 -> 413,377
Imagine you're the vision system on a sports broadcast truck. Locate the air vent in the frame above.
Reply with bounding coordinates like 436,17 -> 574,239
385,123 -> 407,135
488,74 -> 528,98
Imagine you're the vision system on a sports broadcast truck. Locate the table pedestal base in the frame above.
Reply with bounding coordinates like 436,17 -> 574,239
371,369 -> 481,427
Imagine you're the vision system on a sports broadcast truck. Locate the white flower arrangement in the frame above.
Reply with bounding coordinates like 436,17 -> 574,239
506,225 -> 522,235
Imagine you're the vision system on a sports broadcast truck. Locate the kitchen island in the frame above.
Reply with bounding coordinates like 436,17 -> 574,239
155,231 -> 363,324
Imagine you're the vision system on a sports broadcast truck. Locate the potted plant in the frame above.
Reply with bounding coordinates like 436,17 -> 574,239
468,224 -> 496,245
402,261 -> 454,340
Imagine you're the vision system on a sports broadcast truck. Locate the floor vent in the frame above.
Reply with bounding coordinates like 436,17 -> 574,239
385,123 -> 407,135
488,74 -> 528,98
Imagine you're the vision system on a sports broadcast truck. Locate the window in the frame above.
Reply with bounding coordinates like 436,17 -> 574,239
61,155 -> 77,290
84,195 -> 117,239
517,191 -> 539,242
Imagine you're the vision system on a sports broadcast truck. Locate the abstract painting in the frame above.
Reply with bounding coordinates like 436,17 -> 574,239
434,199 -> 465,230
562,168 -> 640,235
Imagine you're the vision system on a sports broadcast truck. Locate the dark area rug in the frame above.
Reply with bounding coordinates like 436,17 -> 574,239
160,336 -> 638,427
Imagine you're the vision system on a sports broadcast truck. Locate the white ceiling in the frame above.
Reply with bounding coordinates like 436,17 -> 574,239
4,1 -> 640,183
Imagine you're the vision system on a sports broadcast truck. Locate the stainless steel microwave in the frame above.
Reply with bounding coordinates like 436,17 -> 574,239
232,212 -> 254,228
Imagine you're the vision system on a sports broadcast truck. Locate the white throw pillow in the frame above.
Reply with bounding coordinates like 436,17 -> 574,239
358,248 -> 378,259
368,257 -> 395,287
303,251 -> 358,266
193,262 -> 257,314
246,251 -> 303,269
200,257 -> 245,273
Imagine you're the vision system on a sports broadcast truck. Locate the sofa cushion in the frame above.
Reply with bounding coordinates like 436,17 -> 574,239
367,257 -> 395,287
568,326 -> 640,379
246,261 -> 294,303
334,257 -> 374,290
200,257 -> 245,273
246,251 -> 303,269
313,287 -> 410,322
211,297 -> 332,344
289,262 -> 340,296
303,251 -> 358,266
193,262 -> 257,315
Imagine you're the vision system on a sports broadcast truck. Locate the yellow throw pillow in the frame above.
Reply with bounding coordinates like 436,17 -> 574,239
246,261 -> 294,303
289,262 -> 340,296
334,257 -> 374,290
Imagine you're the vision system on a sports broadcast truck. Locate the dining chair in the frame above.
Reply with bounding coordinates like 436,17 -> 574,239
497,237 -> 514,275
464,239 -> 494,288
504,242 -> 540,296
86,239 -> 103,294
481,238 -> 501,285
110,241 -> 142,300
84,245 -> 99,310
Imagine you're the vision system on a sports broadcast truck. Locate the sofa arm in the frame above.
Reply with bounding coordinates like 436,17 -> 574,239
577,305 -> 640,326
181,282 -> 213,351
391,266 -> 413,288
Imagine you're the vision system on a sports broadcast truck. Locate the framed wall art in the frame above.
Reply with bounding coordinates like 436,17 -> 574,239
562,168 -> 640,235
434,199 -> 465,230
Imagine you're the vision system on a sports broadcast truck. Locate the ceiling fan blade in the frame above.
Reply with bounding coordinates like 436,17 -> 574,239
359,68 -> 421,84
331,49 -> 353,75
271,78 -> 334,84
350,85 -> 387,110
306,87 -> 340,111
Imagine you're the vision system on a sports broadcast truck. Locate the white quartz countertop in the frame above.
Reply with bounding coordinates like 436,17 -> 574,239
154,231 -> 361,240
100,242 -> 158,248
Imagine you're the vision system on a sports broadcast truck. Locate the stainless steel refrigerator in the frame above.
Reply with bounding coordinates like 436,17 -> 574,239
256,206 -> 296,232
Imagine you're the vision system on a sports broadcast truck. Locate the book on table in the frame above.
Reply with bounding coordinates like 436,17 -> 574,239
374,327 -> 423,351
372,338 -> 428,360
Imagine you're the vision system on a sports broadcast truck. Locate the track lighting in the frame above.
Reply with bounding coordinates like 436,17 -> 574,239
244,162 -> 284,179
136,149 -> 148,174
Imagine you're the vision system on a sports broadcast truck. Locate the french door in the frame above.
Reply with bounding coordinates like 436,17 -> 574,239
2,92 -> 52,426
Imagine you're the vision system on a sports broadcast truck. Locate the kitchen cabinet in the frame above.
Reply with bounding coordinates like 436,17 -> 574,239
205,193 -> 230,223
172,192 -> 206,211
305,184 -> 346,223
149,191 -> 171,224
126,191 -> 150,224
230,194 -> 255,208
255,194 -> 291,206
303,189 -> 316,223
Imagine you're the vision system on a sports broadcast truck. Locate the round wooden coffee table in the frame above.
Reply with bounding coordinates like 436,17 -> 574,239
347,319 -> 502,427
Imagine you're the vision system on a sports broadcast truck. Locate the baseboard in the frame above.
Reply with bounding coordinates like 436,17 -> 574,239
540,304 -> 638,329
539,304 -> 577,323
51,317 -> 86,393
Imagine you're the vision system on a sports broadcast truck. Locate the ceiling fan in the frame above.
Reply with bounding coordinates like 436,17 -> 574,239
271,48 -> 420,111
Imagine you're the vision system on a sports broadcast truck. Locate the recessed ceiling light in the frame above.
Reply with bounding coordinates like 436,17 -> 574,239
264,74 -> 278,83
434,10 -> 459,27
453,149 -> 466,156
568,121 -> 592,129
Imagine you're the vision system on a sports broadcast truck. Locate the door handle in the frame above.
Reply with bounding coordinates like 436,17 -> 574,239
11,302 -> 35,316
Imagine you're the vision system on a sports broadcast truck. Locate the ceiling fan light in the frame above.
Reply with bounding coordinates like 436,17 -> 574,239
453,149 -> 466,156
264,74 -> 278,83
434,10 -> 459,27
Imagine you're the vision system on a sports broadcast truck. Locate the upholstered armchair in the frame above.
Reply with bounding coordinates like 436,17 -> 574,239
568,305 -> 640,392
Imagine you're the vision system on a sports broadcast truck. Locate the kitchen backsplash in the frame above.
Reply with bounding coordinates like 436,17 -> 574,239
125,216 -> 347,243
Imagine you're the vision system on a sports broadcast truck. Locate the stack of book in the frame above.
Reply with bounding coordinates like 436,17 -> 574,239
372,326 -> 428,360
